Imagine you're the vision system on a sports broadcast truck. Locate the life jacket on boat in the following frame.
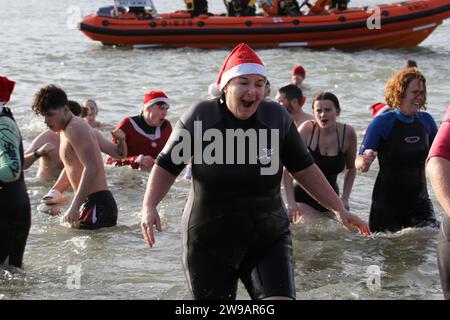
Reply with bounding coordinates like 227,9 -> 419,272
307,0 -> 331,15
258,0 -> 278,16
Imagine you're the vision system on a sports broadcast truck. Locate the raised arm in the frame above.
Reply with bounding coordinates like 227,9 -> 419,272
95,128 -> 127,159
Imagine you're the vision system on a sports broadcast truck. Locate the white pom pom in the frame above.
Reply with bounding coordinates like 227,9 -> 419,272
208,83 -> 222,98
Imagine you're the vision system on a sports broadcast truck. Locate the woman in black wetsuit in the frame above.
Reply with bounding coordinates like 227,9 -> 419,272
0,76 -> 31,268
356,68 -> 438,232
140,43 -> 370,300
286,92 -> 358,224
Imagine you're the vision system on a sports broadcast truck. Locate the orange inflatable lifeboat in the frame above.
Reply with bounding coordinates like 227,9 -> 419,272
79,0 -> 450,49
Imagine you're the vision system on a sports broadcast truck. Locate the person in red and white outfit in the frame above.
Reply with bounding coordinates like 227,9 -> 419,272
107,90 -> 172,170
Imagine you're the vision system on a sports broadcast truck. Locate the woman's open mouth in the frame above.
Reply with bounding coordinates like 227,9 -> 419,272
242,100 -> 254,108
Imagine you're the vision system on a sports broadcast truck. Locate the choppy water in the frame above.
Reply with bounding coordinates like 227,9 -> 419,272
1,0 -> 449,300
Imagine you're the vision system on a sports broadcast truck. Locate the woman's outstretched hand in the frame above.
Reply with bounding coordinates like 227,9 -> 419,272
335,210 -> 371,236
141,206 -> 162,248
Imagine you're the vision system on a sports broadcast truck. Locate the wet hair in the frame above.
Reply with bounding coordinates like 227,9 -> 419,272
81,106 -> 89,118
405,59 -> 418,68
385,67 -> 427,110
32,84 -> 68,115
311,91 -> 341,112
68,100 -> 82,116
278,84 -> 303,102
278,84 -> 304,113
83,99 -> 98,114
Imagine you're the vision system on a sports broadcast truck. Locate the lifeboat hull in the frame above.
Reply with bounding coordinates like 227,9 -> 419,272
79,0 -> 450,49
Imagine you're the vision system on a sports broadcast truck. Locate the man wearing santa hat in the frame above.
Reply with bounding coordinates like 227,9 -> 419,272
140,43 -> 370,300
32,84 -> 118,230
0,76 -> 31,268
107,90 -> 172,170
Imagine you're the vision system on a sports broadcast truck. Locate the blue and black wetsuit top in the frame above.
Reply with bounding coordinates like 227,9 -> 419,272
360,109 -> 438,232
156,98 -> 314,299
0,107 -> 31,268
294,121 -> 347,212
0,108 -> 30,222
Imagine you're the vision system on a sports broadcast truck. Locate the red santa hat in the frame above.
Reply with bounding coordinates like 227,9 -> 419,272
143,90 -> 169,109
208,43 -> 267,98
0,76 -> 16,108
291,65 -> 306,79
368,102 -> 389,118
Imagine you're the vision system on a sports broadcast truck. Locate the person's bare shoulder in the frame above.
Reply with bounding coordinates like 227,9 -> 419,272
298,119 -> 314,134
64,117 -> 95,143
338,122 -> 357,152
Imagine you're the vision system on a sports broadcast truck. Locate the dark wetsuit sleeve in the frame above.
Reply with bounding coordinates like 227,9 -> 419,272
359,114 -> 395,154
0,116 -> 21,182
417,112 -> 438,145
155,120 -> 189,176
282,122 -> 314,173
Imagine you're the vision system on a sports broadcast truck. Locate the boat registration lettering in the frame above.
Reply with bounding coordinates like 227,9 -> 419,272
407,1 -> 428,11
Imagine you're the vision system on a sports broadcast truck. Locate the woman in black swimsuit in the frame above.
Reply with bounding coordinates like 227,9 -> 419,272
288,92 -> 357,223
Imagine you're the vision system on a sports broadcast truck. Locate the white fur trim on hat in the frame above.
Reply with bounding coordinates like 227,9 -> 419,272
219,63 -> 267,91
208,83 -> 222,98
143,97 -> 170,109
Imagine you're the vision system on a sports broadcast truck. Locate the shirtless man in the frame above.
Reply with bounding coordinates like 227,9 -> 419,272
32,85 -> 118,229
276,84 -> 314,222
24,100 -> 86,181
276,84 -> 313,127
23,130 -> 61,181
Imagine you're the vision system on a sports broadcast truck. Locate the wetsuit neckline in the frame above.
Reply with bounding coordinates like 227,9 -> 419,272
394,109 -> 415,124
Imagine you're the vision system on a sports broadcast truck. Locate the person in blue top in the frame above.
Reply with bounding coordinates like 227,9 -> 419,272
356,68 -> 438,232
